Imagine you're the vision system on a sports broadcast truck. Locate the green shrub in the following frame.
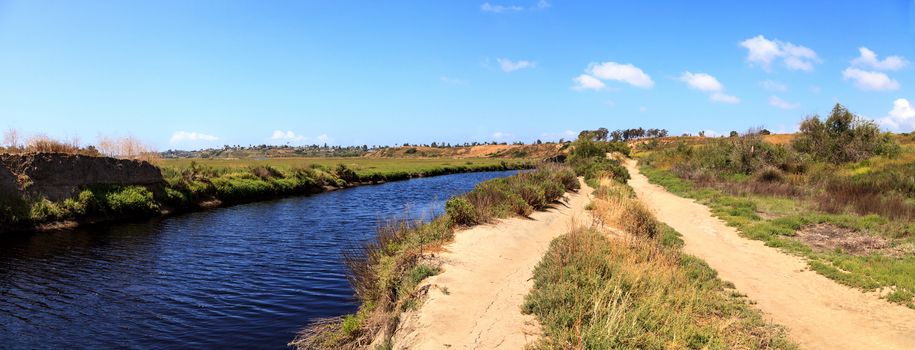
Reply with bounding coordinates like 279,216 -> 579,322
29,199 -> 66,221
793,103 -> 899,164
445,197 -> 477,226
104,186 -> 159,215
622,202 -> 660,238
754,166 -> 785,183
334,164 -> 358,182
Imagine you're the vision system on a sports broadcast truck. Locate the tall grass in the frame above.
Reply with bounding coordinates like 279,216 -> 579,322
523,177 -> 796,349
291,165 -> 580,349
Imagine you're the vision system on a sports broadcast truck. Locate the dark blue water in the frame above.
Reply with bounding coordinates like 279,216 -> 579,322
0,171 -> 516,350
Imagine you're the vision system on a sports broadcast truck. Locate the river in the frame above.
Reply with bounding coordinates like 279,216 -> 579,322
0,171 -> 517,349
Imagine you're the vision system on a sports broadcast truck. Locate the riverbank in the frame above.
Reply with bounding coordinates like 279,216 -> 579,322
290,164 -> 580,349
0,154 -> 534,234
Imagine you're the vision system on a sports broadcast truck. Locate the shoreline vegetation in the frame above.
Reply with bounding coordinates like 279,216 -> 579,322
290,163 -> 582,349
0,156 -> 534,234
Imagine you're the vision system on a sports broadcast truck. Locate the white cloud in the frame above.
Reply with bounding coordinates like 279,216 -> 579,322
440,76 -> 468,85
739,35 -> 820,72
169,131 -> 218,144
496,58 -> 535,72
271,130 -> 305,141
480,2 -> 523,13
769,95 -> 799,109
680,72 -> 723,92
639,106 -> 648,113
842,68 -> 900,91
534,0 -> 550,9
315,134 -> 331,144
269,130 -> 332,144
710,92 -> 740,104
700,130 -> 721,137
760,80 -> 788,92
678,71 -> 739,104
587,61 -> 654,88
492,131 -> 515,140
572,74 -> 606,91
852,47 -> 908,71
810,85 -> 822,94
879,98 -> 915,131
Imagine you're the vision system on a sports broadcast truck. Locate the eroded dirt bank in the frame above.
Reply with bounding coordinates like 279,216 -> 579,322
391,179 -> 594,349
0,153 -> 163,201
624,159 -> 915,350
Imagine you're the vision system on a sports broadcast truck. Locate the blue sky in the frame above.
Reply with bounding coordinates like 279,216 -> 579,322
1,0 -> 914,150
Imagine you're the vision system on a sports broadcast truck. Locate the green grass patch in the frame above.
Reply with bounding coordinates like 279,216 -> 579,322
523,229 -> 796,349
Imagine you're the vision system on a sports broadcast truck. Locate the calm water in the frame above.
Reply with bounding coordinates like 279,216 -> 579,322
0,171 -> 516,350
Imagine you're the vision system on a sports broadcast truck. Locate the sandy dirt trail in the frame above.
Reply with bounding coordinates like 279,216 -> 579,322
624,159 -> 915,350
391,179 -> 593,350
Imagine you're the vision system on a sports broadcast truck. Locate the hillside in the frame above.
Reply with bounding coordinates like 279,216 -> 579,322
364,143 -> 565,159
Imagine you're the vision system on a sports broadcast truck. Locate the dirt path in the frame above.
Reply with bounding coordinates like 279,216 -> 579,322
624,159 -> 915,350
391,179 -> 593,350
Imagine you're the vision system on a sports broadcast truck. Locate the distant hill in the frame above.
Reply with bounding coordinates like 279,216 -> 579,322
365,143 -> 566,159
160,143 -> 567,160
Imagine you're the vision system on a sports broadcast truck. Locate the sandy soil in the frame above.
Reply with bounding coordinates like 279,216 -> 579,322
624,159 -> 915,350
391,179 -> 593,350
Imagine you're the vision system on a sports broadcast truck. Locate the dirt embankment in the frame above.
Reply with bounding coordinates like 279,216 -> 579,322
0,153 -> 164,202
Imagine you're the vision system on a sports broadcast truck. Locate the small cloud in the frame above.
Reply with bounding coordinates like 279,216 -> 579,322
679,71 -> 739,104
586,61 -> 654,89
269,130 -> 332,145
842,68 -> 900,91
315,134 -> 332,144
680,72 -> 723,92
440,76 -> 468,85
480,2 -> 523,13
496,58 -> 536,72
572,74 -> 606,91
710,92 -> 740,104
852,47 -> 908,71
169,131 -> 219,144
760,80 -> 788,92
769,95 -> 799,109
639,106 -> 648,113
810,85 -> 822,94
739,35 -> 821,72
271,130 -> 305,142
492,131 -> 514,140
879,98 -> 915,131
482,1 -> 548,13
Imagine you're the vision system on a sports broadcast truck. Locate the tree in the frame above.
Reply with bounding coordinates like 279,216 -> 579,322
729,131 -> 739,138
2,128 -> 20,150
793,103 -> 898,163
